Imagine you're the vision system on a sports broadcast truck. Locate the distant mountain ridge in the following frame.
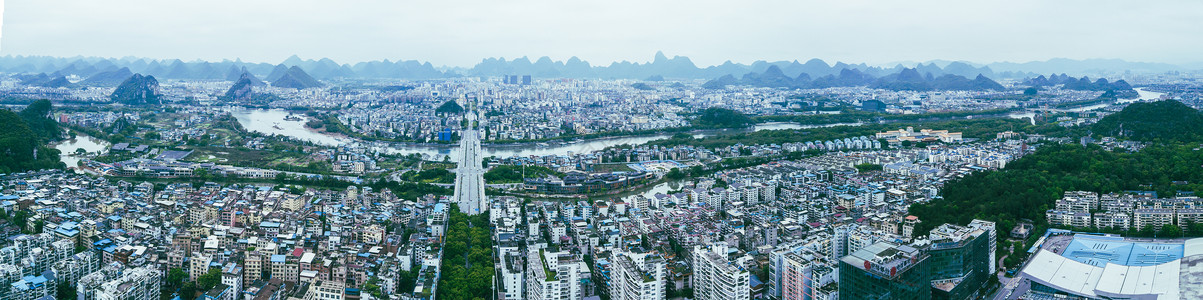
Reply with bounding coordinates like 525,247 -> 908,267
0,53 -> 1191,82
988,58 -> 1183,76
703,65 -> 1004,91
15,73 -> 70,88
81,67 -> 134,86
271,66 -> 323,89
1024,74 -> 1137,98
466,52 -> 998,81
0,55 -> 456,82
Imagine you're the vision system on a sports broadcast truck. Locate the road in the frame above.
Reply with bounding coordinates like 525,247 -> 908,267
452,113 -> 487,214
991,247 -> 1033,300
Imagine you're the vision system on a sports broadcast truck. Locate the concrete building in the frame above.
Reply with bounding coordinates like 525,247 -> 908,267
77,266 -> 161,300
1134,208 -> 1175,231
778,253 -> 817,300
221,263 -> 243,299
1093,211 -> 1133,231
769,242 -> 838,300
499,253 -> 525,300
527,250 -> 585,300
692,243 -> 750,300
608,251 -> 666,300
190,254 -> 214,282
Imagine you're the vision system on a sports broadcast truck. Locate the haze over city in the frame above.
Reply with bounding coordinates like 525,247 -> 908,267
3,0 -> 1203,67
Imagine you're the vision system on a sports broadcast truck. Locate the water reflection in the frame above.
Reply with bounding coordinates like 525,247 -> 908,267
230,109 -> 351,145
1007,88 -> 1165,124
53,134 -> 110,168
592,180 -> 692,201
1116,88 -> 1164,104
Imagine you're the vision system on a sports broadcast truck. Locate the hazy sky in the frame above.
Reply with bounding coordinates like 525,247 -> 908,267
2,0 -> 1200,67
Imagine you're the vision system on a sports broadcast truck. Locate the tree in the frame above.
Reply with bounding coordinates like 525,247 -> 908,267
1023,87 -> 1039,96
1187,220 -> 1203,236
0,109 -> 63,173
692,107 -> 752,129
665,168 -> 687,180
166,268 -> 187,290
1092,100 -> 1203,143
1161,224 -> 1183,238
435,100 -> 464,114
12,211 -> 31,234
56,281 -> 76,300
180,282 -> 198,300
20,99 -> 60,142
854,163 -> 883,173
197,268 -> 221,291
364,277 -> 384,298
436,204 -> 495,300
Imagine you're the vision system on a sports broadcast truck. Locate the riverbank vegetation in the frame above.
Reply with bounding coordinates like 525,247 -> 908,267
484,164 -> 563,184
309,113 -> 458,144
399,168 -> 455,184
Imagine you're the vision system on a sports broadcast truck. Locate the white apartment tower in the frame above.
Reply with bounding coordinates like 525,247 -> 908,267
78,266 -> 162,300
527,250 -> 585,300
692,243 -> 750,300
609,251 -> 667,300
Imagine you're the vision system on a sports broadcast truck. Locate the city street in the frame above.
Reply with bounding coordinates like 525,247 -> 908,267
991,250 -> 1033,300
453,113 -> 487,214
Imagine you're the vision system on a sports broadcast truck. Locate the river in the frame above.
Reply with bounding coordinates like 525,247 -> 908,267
1062,87 -> 1165,112
231,109 -> 867,160
591,179 -> 693,201
53,134 -> 110,169
1006,88 -> 1166,124
1117,87 -> 1165,104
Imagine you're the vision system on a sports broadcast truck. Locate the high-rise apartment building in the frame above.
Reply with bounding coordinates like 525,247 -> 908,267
692,243 -> 750,300
527,249 -> 585,300
609,251 -> 667,300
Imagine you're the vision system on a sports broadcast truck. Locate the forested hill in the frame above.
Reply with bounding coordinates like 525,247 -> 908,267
911,99 -> 1203,239
1092,100 -> 1203,143
0,100 -> 64,173
110,74 -> 162,105
910,143 -> 1203,238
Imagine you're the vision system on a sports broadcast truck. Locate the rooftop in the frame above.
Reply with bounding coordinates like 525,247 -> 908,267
1021,236 -> 1203,300
1062,234 -> 1183,267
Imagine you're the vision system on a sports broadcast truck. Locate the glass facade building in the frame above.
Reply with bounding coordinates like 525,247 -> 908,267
926,223 -> 992,300
839,242 -> 932,300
